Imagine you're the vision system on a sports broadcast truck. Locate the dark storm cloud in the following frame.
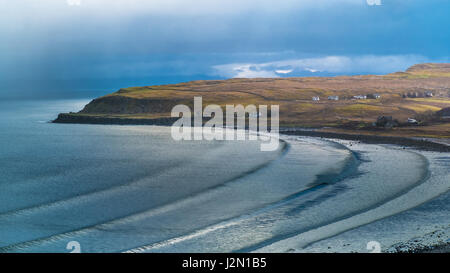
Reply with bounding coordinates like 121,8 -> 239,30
0,0 -> 448,98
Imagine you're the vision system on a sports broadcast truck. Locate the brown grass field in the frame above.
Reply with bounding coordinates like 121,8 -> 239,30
58,63 -> 450,138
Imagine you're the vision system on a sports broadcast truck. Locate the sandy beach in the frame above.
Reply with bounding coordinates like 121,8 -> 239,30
255,136 -> 450,253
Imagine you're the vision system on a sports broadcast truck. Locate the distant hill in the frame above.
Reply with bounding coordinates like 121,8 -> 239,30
55,63 -> 450,138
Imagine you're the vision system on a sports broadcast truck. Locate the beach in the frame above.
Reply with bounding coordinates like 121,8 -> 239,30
256,138 -> 450,253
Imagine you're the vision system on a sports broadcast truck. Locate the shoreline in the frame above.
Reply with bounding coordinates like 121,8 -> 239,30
280,129 -> 450,152
53,113 -> 179,126
53,114 -> 450,152
392,241 -> 450,253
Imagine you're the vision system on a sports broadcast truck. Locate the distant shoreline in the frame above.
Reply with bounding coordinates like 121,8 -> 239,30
280,129 -> 450,152
53,113 -> 179,126
52,113 -> 450,152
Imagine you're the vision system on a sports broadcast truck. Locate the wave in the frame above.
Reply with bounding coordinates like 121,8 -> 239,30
0,163 -> 183,219
238,152 -> 430,252
0,139 -> 290,252
5,136 -> 432,253
122,141 -> 432,253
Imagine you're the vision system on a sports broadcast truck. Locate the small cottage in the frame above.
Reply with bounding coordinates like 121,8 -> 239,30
352,95 -> 367,100
367,93 -> 381,99
328,96 -> 339,101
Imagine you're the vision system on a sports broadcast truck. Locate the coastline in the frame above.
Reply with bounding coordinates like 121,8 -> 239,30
53,114 -> 450,152
53,113 -> 179,126
280,129 -> 450,152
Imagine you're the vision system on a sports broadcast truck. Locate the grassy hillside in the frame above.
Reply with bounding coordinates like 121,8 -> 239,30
56,63 -> 450,138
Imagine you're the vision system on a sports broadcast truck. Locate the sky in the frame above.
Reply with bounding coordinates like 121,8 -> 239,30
0,0 -> 449,99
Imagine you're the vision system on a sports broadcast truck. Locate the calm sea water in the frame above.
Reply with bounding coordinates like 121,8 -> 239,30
0,100 -> 429,252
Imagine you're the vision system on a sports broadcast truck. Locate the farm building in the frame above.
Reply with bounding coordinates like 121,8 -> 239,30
352,95 -> 367,100
367,93 -> 381,99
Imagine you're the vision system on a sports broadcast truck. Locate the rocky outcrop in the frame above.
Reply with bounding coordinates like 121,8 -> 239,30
375,116 -> 399,128
436,107 -> 450,118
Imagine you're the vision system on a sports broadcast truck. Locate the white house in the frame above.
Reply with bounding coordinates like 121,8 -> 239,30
312,96 -> 320,101
407,118 -> 418,124
328,96 -> 339,101
352,95 -> 367,100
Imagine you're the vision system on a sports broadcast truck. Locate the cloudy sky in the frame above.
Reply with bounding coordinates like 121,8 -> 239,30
1,0 -> 449,98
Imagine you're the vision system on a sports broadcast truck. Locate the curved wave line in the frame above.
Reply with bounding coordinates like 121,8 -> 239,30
123,182 -> 331,253
237,147 -> 432,252
122,138 -> 362,253
0,140 -> 288,252
0,163 -> 183,220
125,143 -> 431,253
0,136 -> 274,219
